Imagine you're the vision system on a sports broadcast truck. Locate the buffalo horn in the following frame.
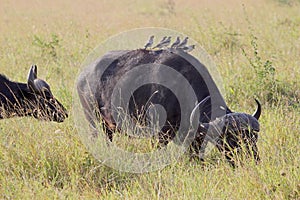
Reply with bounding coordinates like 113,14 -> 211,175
252,99 -> 261,120
27,65 -> 38,91
189,96 -> 210,126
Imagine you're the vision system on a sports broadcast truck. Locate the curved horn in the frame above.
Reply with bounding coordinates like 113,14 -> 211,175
189,96 -> 210,125
27,65 -> 38,90
252,99 -> 261,120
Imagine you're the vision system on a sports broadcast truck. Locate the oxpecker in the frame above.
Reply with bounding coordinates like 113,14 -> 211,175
154,36 -> 171,49
177,37 -> 189,48
144,35 -> 154,49
171,37 -> 181,48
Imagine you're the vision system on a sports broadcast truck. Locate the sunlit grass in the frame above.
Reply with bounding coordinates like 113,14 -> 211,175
0,0 -> 299,199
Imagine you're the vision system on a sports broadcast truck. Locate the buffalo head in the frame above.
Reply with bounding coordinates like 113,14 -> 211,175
193,97 -> 261,165
0,65 -> 68,122
26,65 -> 68,122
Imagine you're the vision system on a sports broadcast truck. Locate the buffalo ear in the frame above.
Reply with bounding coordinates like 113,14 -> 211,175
27,65 -> 38,91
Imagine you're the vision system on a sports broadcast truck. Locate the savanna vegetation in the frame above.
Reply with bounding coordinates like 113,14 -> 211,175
0,0 -> 299,199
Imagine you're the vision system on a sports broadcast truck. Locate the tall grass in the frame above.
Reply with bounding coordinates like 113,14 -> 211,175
0,0 -> 299,199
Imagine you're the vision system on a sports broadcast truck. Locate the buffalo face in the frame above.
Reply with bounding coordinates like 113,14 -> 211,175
199,99 -> 261,165
25,65 -> 68,122
27,95 -> 68,122
217,113 -> 260,165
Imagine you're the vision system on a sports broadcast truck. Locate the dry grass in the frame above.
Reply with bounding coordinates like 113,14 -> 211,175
0,0 -> 299,199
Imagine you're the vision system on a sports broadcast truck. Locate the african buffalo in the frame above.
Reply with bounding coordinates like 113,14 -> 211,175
77,49 -> 261,165
0,65 -> 68,122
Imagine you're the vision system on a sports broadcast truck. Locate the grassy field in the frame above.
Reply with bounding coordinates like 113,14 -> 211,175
0,0 -> 299,199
